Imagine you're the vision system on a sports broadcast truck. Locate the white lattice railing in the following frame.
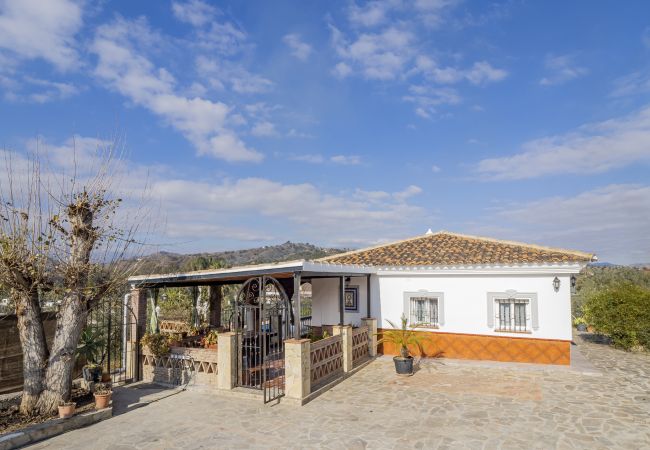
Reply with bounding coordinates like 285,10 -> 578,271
310,335 -> 343,389
352,326 -> 369,366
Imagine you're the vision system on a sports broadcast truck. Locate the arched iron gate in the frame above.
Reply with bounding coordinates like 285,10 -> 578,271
85,295 -> 138,384
234,276 -> 289,403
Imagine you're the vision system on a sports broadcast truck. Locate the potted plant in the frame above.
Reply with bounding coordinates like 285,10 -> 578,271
167,332 -> 183,347
76,328 -> 105,382
203,330 -> 218,349
58,401 -> 76,419
378,315 -> 425,376
141,332 -> 170,357
94,382 -> 112,409
101,371 -> 112,382
573,316 -> 588,332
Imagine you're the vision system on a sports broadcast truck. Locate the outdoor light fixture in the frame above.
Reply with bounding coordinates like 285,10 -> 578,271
570,275 -> 577,293
553,277 -> 561,292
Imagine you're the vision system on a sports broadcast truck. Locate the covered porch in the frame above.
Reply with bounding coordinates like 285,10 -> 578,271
126,260 -> 378,403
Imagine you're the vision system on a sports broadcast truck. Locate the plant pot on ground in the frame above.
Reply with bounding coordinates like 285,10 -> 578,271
58,402 -> 76,419
93,383 -> 112,409
82,364 -> 102,383
378,314 -> 425,376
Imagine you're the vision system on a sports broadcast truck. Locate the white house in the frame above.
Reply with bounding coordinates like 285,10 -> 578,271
313,230 -> 595,365
129,230 -> 594,368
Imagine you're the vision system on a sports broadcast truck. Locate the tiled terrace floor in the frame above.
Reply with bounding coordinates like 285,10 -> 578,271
29,334 -> 650,449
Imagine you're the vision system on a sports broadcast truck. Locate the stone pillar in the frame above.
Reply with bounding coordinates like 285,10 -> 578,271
332,325 -> 353,373
284,338 -> 310,401
362,318 -> 378,357
217,332 -> 237,390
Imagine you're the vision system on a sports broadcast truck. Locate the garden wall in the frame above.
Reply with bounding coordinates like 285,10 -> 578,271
0,314 -> 57,394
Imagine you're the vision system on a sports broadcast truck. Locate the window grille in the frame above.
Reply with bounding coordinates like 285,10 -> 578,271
495,298 -> 529,332
409,297 -> 438,327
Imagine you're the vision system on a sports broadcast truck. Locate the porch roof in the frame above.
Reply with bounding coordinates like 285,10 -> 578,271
127,260 -> 375,288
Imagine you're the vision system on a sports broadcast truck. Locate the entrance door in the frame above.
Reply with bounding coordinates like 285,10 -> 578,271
235,276 -> 288,403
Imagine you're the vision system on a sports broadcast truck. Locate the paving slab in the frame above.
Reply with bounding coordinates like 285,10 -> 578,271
26,333 -> 650,449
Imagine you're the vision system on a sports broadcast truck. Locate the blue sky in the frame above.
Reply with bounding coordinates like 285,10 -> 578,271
0,0 -> 649,263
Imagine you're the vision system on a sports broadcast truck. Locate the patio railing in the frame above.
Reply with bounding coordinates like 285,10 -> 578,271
310,335 -> 343,389
352,326 -> 369,367
141,346 -> 218,387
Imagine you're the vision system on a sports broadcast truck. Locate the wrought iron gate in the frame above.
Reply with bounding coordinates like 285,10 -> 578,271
85,295 -> 138,385
235,277 -> 289,403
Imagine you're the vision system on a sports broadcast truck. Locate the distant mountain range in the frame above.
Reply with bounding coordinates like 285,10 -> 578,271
131,241 -> 346,275
590,262 -> 650,269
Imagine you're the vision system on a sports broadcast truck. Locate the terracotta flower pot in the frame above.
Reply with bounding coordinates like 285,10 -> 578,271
94,393 -> 112,409
58,403 -> 76,419
204,343 -> 217,350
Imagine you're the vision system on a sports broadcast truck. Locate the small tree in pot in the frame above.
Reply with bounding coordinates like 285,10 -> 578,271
379,315 -> 425,375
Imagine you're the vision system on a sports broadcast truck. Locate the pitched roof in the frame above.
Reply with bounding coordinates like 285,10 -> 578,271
317,231 -> 595,266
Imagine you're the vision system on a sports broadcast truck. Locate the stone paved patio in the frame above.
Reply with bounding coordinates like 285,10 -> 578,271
28,334 -> 650,449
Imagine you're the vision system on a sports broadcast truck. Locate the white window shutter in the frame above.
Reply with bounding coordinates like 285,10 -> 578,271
438,297 -> 444,326
531,297 -> 539,330
487,297 -> 494,328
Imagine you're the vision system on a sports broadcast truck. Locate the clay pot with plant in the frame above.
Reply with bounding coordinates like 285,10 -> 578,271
141,333 -> 170,357
58,401 -> 76,419
203,330 -> 218,349
93,383 -> 112,409
377,315 -> 425,376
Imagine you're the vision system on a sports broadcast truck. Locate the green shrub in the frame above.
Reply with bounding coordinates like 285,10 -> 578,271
583,282 -> 650,350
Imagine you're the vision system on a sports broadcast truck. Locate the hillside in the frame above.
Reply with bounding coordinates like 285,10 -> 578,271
131,241 -> 346,275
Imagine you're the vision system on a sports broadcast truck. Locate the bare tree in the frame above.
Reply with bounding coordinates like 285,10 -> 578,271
0,138 -> 150,415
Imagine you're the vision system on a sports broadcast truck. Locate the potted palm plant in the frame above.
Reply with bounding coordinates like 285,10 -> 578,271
76,328 -> 105,383
379,315 -> 425,376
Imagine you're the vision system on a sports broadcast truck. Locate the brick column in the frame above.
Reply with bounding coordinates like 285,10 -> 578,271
284,338 -> 310,401
217,332 -> 237,390
332,325 -> 353,373
126,288 -> 147,380
361,318 -> 378,357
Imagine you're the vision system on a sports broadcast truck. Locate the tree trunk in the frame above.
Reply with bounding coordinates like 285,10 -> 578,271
208,285 -> 222,328
35,294 -> 89,414
15,290 -> 48,415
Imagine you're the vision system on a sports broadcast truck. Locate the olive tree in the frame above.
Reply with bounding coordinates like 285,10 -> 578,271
0,140 -> 149,415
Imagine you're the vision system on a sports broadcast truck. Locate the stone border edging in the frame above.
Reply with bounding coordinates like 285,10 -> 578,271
0,407 -> 112,450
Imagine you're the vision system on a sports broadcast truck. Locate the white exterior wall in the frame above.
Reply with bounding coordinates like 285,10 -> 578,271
310,272 -> 574,341
310,277 -> 369,327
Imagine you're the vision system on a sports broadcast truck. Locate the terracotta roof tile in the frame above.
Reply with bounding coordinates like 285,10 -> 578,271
318,231 -> 594,266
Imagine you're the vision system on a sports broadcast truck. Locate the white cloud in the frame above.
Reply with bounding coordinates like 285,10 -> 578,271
347,0 -> 397,28
91,17 -> 262,163
478,184 -> 650,264
403,84 -> 460,118
332,62 -> 353,79
0,0 -> 82,71
331,24 -> 416,80
172,0 -> 218,27
475,106 -> 650,180
416,56 -> 508,85
251,121 -> 279,137
431,164 -> 441,172
331,155 -> 361,165
283,33 -> 312,61
2,76 -> 79,103
289,154 -> 325,164
611,70 -> 650,97
196,56 -> 272,94
539,54 -> 588,86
